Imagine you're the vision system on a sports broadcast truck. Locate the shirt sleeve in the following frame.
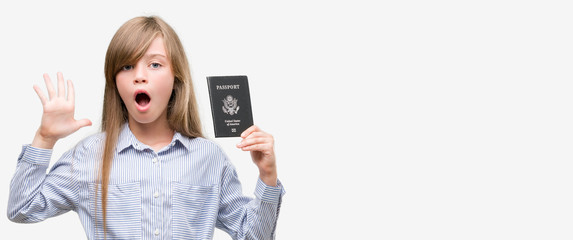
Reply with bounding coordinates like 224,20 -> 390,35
216,163 -> 285,240
7,145 -> 80,223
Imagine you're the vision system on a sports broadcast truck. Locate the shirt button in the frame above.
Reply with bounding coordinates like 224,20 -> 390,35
154,191 -> 159,198
154,229 -> 160,235
152,157 -> 158,163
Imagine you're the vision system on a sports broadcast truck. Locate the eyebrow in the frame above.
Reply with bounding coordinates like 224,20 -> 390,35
143,53 -> 167,60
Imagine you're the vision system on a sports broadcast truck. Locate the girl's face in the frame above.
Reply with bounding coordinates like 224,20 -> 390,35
116,37 -> 174,126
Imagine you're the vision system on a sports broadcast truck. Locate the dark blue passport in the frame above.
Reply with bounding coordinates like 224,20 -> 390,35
207,75 -> 254,137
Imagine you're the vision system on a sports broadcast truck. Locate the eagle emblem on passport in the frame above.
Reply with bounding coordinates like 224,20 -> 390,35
222,95 -> 240,115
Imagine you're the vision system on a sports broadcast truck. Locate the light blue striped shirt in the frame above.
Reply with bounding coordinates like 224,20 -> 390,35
8,124 -> 284,239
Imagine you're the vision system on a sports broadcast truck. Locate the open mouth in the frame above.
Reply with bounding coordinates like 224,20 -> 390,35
134,90 -> 151,111
135,92 -> 151,106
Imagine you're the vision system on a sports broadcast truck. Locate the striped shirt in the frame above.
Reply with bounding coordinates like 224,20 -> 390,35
7,124 -> 285,239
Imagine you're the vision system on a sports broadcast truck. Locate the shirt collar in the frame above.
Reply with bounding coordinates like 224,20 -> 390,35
116,123 -> 191,153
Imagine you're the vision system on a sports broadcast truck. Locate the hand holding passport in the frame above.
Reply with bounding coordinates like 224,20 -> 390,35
208,75 -> 278,186
207,76 -> 254,137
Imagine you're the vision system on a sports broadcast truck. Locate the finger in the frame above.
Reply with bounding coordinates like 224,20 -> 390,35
67,79 -> 75,103
243,131 -> 270,139
242,132 -> 272,143
57,72 -> 65,98
239,142 -> 273,152
240,125 -> 261,138
237,136 -> 265,148
43,73 -> 56,99
74,119 -> 92,130
237,134 -> 273,148
33,85 -> 48,105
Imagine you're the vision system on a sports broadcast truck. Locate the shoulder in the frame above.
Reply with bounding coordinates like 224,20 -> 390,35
64,132 -> 105,158
184,137 -> 229,162
76,132 -> 105,150
187,137 -> 224,154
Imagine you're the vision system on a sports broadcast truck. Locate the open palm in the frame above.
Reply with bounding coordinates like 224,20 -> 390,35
32,72 -> 91,149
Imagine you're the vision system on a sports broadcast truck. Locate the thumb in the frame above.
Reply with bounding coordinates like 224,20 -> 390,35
75,119 -> 93,130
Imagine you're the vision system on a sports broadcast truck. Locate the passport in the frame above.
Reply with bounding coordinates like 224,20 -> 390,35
207,75 -> 254,137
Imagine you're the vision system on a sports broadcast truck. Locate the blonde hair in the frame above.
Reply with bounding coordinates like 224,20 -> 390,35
99,16 -> 203,236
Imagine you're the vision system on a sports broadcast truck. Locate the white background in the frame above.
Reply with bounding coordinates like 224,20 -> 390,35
1,1 -> 573,239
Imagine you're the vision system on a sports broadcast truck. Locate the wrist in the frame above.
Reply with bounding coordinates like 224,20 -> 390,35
31,130 -> 57,149
259,168 -> 278,187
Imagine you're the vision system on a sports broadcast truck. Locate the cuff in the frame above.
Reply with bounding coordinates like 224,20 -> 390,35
254,178 -> 286,204
19,144 -> 53,166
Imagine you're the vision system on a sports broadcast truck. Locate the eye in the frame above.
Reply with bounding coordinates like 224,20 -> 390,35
122,65 -> 133,71
150,62 -> 161,69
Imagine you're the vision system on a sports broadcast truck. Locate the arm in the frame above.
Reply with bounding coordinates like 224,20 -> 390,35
216,163 -> 285,240
8,145 -> 80,222
7,72 -> 91,222
216,126 -> 284,239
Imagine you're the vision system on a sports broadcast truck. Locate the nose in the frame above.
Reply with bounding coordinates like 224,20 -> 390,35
134,65 -> 147,84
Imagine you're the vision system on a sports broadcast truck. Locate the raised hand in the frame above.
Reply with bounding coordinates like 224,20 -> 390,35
236,125 -> 277,186
31,72 -> 92,149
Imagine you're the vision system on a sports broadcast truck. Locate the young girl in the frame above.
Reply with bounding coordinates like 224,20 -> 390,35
8,16 -> 284,240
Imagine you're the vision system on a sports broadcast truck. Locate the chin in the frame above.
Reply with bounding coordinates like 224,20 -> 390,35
132,117 -> 159,125
128,112 -> 159,125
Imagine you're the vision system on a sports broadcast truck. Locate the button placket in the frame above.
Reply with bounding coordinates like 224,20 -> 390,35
150,153 -> 163,238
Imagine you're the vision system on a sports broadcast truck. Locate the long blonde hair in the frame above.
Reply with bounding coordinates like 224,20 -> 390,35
99,16 -> 203,236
